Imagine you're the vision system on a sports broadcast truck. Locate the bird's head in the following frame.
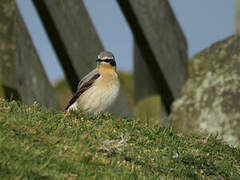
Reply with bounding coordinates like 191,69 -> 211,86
96,51 -> 116,71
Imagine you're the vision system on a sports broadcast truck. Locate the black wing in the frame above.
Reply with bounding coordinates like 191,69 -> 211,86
65,73 -> 100,110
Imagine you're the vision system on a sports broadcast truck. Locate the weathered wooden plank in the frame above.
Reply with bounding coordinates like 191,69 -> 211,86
235,0 -> 240,35
134,42 -> 167,124
16,5 -> 60,110
0,0 -> 20,100
0,0 -> 60,109
134,42 -> 158,103
32,0 -> 88,92
117,0 -> 188,112
0,69 -> 3,97
33,0 -> 133,117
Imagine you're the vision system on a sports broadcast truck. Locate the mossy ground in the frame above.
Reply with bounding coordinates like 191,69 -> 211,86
0,98 -> 239,179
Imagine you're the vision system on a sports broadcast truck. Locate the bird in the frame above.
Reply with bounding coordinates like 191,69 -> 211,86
65,51 -> 120,114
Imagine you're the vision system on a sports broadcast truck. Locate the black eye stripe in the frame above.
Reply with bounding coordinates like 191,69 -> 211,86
96,59 -> 116,66
96,59 -> 113,62
103,59 -> 112,63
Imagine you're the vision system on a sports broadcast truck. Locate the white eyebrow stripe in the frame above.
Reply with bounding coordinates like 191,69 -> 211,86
98,57 -> 114,60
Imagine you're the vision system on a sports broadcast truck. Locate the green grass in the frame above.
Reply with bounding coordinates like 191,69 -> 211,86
0,99 -> 239,179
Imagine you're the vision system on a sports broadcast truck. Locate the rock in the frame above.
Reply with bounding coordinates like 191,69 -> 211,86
170,35 -> 240,147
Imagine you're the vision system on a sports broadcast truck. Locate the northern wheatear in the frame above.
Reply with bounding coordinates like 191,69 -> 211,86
65,51 -> 120,113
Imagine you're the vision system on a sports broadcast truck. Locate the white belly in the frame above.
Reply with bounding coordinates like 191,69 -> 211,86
70,76 -> 119,113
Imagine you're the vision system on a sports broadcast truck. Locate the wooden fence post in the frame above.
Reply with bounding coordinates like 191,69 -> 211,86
0,69 -> 3,97
16,4 -> 60,110
134,42 -> 158,103
0,0 -> 60,109
134,42 -> 167,123
33,0 -> 133,117
235,0 -> 240,35
117,0 -> 188,116
0,0 -> 20,100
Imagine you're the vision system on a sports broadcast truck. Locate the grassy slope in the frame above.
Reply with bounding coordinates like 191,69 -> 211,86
0,99 -> 239,179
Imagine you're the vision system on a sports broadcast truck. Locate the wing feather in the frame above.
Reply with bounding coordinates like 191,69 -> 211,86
65,71 -> 100,110
77,68 -> 98,89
